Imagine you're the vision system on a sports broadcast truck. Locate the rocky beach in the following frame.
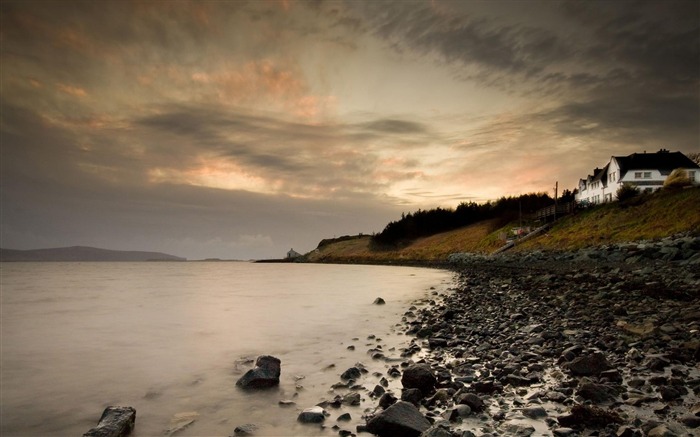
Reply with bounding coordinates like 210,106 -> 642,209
290,234 -> 699,437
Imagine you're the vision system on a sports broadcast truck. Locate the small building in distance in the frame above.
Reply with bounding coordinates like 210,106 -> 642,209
576,149 -> 699,205
286,248 -> 302,259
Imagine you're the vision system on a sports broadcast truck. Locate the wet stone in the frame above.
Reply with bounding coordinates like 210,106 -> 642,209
297,406 -> 327,424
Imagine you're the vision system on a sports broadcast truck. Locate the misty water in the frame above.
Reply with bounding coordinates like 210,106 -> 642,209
1,262 -> 453,436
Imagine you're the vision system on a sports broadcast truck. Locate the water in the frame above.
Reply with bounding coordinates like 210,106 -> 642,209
0,262 -> 453,436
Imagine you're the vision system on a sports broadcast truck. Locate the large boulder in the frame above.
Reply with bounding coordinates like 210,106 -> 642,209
83,406 -> 136,437
236,355 -> 281,389
366,401 -> 431,437
401,364 -> 436,396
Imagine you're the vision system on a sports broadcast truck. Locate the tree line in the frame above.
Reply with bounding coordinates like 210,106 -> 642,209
372,192 -> 558,247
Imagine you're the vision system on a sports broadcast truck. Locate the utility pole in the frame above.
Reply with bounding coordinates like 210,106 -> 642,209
553,181 -> 558,222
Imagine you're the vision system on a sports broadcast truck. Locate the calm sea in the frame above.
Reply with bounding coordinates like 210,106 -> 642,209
0,262 -> 453,436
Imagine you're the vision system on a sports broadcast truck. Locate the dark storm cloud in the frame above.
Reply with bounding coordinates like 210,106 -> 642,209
338,0 -> 699,153
340,0 -> 698,96
538,92 -> 700,147
341,1 -> 572,83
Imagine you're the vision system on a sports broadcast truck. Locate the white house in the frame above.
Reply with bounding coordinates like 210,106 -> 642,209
286,248 -> 302,259
576,149 -> 699,204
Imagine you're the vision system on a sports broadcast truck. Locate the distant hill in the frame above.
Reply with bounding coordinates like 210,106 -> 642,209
0,246 -> 186,262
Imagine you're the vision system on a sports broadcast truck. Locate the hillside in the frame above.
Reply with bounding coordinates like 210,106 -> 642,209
305,187 -> 700,264
0,246 -> 186,262
513,186 -> 700,252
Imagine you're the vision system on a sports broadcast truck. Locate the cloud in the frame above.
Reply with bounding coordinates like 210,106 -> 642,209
131,102 -> 449,200
360,119 -> 429,134
190,60 -> 336,119
56,83 -> 88,98
0,103 -> 406,258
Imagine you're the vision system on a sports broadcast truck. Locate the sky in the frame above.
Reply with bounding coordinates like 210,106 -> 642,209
1,0 -> 698,260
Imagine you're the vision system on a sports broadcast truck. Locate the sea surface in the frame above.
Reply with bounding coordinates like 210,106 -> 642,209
0,262 -> 453,436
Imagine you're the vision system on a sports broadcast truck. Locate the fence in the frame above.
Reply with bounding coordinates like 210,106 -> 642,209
534,201 -> 576,221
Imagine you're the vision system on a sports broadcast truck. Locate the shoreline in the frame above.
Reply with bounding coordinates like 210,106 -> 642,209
303,236 -> 699,436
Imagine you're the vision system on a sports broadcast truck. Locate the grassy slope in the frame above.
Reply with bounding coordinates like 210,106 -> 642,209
513,187 -> 700,252
305,187 -> 700,263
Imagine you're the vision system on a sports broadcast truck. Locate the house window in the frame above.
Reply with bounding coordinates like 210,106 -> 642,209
689,171 -> 696,182
634,172 -> 642,179
643,172 -> 652,178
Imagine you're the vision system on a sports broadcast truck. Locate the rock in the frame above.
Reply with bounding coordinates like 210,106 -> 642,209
233,424 -> 257,436
616,426 -> 642,437
343,392 -> 361,406
297,406 -> 327,424
560,345 -> 583,362
647,424 -> 678,437
448,405 -> 471,420
646,355 -> 671,372
657,386 -> 677,401
366,401 -> 431,437
337,413 -> 352,422
500,423 -> 535,436
601,369 -> 623,382
522,406 -> 547,419
545,390 -> 567,403
557,404 -> 622,428
401,364 -> 436,396
236,355 -> 281,389
552,429 -> 578,437
341,367 -> 362,381
372,384 -> 386,397
401,388 -> 423,406
420,423 -> 453,437
373,297 -> 386,305
456,393 -> 485,412
577,383 -> 616,404
278,400 -> 295,407
428,337 -> 448,349
83,406 -> 136,437
379,392 -> 398,409
567,352 -> 611,376
471,380 -> 502,394
425,389 -> 450,407
679,415 -> 700,428
506,374 -> 534,387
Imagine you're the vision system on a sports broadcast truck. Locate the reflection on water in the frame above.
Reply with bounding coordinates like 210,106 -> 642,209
1,262 -> 452,436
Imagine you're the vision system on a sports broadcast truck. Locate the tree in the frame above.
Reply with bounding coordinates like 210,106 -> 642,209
686,152 -> 700,166
663,168 -> 692,189
616,183 -> 640,202
559,189 -> 575,202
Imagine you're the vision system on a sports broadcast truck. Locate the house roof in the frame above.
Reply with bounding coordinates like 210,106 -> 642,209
614,151 -> 699,177
591,163 -> 609,185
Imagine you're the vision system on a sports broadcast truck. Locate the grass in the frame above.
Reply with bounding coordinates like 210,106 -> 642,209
305,187 -> 700,263
513,187 -> 700,252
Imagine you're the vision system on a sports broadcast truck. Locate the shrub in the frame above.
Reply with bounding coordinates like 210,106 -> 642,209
663,168 -> 692,189
616,183 -> 640,202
